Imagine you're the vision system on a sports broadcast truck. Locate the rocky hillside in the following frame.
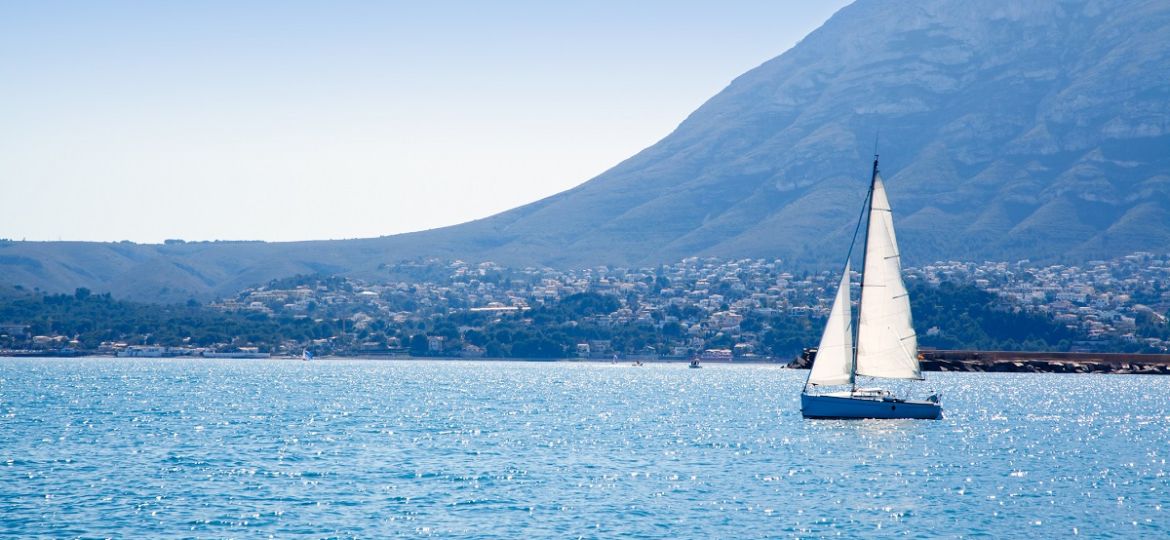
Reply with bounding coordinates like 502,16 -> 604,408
435,0 -> 1170,267
3,0 -> 1169,302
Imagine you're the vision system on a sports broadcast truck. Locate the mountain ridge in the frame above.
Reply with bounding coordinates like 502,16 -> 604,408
3,0 -> 1170,302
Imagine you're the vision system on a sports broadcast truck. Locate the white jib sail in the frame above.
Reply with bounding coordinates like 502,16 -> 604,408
807,261 -> 853,386
856,173 -> 922,380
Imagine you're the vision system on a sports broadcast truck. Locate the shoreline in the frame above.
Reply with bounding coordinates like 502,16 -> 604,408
0,353 -> 784,365
5,350 -> 1170,374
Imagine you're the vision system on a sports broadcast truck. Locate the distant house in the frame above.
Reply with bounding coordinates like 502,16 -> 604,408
701,349 -> 733,362
587,340 -> 612,355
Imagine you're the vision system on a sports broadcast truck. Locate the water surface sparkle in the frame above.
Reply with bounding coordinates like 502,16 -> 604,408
1,358 -> 1166,537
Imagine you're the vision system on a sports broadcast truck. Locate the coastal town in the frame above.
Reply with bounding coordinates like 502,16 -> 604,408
911,252 -> 1170,350
4,251 -> 1169,359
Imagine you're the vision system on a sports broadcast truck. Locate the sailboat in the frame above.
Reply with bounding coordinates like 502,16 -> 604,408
800,156 -> 942,420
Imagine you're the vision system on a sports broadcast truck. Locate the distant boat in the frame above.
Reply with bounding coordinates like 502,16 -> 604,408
302,349 -> 313,361
689,358 -> 702,369
801,156 -> 942,420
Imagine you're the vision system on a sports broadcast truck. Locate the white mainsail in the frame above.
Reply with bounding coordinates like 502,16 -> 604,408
807,262 -> 853,386
855,173 -> 922,380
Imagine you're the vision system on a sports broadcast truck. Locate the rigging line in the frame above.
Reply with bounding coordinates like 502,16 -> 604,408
851,155 -> 880,392
843,184 -> 870,266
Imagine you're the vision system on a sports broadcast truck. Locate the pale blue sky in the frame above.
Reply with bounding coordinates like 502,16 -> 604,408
0,1 -> 849,243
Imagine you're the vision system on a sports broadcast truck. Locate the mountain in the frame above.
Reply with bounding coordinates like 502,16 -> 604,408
3,0 -> 1170,302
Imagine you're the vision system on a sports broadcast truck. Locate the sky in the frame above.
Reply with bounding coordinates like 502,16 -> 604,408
0,1 -> 850,243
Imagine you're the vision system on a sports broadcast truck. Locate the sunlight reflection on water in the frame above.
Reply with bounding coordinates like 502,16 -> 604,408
0,358 -> 1166,538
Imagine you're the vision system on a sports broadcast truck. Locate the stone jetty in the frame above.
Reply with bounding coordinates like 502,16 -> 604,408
791,349 -> 1170,375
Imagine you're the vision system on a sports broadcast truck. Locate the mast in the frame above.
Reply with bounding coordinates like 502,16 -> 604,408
851,154 -> 880,392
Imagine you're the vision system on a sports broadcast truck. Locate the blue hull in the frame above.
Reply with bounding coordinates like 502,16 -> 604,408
801,393 -> 942,420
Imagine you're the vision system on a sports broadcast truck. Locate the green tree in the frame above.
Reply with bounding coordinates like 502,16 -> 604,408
409,334 -> 429,356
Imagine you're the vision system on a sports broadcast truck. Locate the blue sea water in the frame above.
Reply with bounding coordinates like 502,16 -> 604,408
0,358 -> 1166,538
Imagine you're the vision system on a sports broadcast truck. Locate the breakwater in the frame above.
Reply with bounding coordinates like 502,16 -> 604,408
792,349 -> 1170,375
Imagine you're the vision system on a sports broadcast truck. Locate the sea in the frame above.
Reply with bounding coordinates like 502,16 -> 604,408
1,358 -> 1166,539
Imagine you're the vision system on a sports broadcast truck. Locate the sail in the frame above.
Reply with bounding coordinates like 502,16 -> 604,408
855,173 -> 922,380
807,262 -> 853,386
